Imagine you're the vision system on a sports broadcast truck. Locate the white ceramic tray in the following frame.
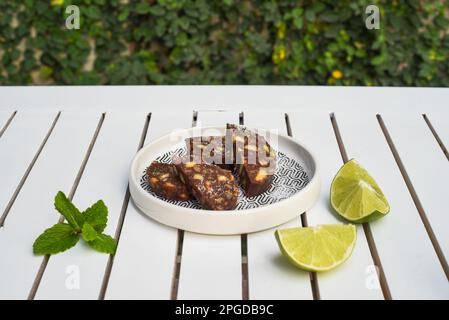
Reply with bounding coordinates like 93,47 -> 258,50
129,126 -> 320,235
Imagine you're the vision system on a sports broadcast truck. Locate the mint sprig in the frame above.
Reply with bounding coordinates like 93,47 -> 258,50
33,191 -> 117,255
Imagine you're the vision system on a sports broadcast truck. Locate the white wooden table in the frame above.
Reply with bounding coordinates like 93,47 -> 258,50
0,86 -> 448,300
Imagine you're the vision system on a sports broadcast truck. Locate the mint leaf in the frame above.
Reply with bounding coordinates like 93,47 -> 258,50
34,192 -> 117,256
33,223 -> 79,255
82,200 -> 107,233
81,223 -> 97,242
87,234 -> 117,254
54,191 -> 83,229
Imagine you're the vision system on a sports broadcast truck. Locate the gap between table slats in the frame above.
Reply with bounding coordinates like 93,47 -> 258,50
28,113 -> 105,299
239,112 -> 249,300
0,111 -> 17,139
422,114 -> 449,161
330,113 -> 392,300
284,114 -> 320,300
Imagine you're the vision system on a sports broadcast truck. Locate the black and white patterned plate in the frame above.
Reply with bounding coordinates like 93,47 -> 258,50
140,148 -> 309,210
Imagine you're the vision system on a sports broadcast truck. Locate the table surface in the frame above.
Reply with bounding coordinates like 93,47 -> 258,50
0,86 -> 448,300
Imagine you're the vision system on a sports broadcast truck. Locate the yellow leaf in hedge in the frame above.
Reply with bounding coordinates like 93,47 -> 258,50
279,49 -> 286,60
40,66 -> 54,78
272,46 -> 286,64
276,22 -> 286,40
332,69 -> 343,79
51,0 -> 64,6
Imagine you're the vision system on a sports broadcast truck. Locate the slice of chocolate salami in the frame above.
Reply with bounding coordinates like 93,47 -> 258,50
146,162 -> 192,201
226,124 -> 274,162
227,124 -> 277,197
174,157 -> 239,210
185,136 -> 233,171
236,160 -> 276,197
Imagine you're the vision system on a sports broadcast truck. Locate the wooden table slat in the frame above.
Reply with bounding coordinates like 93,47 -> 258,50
177,110 -> 242,300
336,111 -> 449,299
0,111 -> 14,137
0,111 -> 58,224
286,112 -> 384,300
105,110 -> 193,299
0,95 -> 447,300
381,113 -> 449,273
35,111 -> 148,299
244,111 -> 313,300
0,111 -> 101,299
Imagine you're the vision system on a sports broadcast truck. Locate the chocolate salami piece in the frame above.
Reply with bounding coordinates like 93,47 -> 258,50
236,161 -> 276,197
227,124 -> 277,197
226,124 -> 254,164
174,157 -> 239,210
146,162 -> 192,201
185,136 -> 233,171
226,124 -> 273,162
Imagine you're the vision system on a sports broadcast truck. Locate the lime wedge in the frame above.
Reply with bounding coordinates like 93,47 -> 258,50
331,159 -> 390,223
275,224 -> 356,272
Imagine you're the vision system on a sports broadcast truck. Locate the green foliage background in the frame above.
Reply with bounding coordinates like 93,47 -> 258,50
0,0 -> 448,86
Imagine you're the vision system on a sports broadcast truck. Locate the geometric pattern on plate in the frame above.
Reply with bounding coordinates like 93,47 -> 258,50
140,147 -> 309,210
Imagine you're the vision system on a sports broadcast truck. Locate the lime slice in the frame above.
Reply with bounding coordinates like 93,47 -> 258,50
275,224 -> 356,272
331,159 -> 390,223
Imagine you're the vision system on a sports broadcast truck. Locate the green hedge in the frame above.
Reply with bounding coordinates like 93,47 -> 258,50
0,0 -> 448,86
